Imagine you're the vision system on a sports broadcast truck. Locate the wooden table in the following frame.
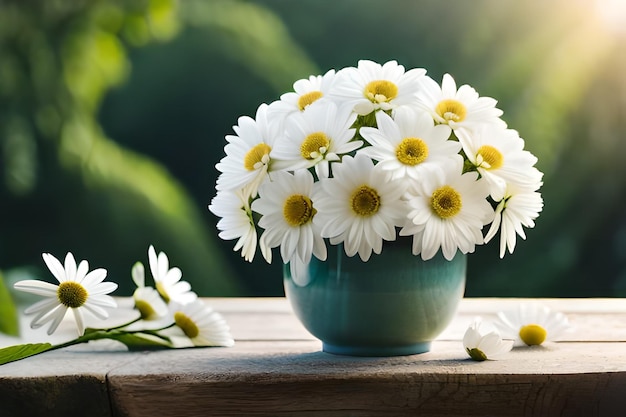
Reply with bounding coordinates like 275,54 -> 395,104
1,298 -> 626,417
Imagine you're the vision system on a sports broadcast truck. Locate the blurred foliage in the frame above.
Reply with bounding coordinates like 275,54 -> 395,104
0,272 -> 19,336
0,0 -> 242,295
2,0 -> 626,297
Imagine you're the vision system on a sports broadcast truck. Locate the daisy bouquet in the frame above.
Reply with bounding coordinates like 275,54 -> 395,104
210,60 -> 543,275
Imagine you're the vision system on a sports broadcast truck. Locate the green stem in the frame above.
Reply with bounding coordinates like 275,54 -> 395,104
101,316 -> 143,331
1,320 -> 180,366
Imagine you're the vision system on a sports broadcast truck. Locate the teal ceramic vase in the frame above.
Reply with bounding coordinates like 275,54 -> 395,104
284,239 -> 466,356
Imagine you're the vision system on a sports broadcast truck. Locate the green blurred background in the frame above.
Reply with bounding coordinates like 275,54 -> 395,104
1,0 -> 625,298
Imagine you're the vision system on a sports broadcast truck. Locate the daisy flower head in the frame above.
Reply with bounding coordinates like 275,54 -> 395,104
329,59 -> 427,116
358,107 -> 461,181
495,303 -> 571,346
417,73 -> 505,130
485,181 -> 544,258
271,100 -> 361,179
313,153 -> 408,262
402,159 -> 494,261
166,300 -> 234,347
215,103 -> 278,197
463,319 -> 513,361
131,261 -> 168,320
209,188 -> 270,263
251,169 -> 326,266
456,125 -> 541,201
267,69 -> 337,121
147,245 -> 197,305
13,252 -> 118,336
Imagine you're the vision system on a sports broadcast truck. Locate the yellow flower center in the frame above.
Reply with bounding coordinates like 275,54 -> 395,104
300,132 -> 330,159
244,143 -> 272,171
57,281 -> 88,308
135,299 -> 157,320
350,185 -> 381,217
364,80 -> 398,103
297,91 -> 323,110
283,194 -> 316,226
174,311 -> 199,339
477,145 -> 504,170
519,324 -> 547,346
466,347 -> 487,361
435,99 -> 467,123
396,137 -> 429,166
431,185 -> 462,219
156,282 -> 170,303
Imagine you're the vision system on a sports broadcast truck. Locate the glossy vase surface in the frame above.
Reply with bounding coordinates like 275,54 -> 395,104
284,242 -> 466,356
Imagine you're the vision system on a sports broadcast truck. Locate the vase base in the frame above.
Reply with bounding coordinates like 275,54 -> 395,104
322,341 -> 431,357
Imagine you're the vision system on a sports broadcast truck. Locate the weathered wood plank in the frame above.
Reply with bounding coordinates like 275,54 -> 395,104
107,340 -> 626,417
0,351 -> 140,417
0,374 -> 113,417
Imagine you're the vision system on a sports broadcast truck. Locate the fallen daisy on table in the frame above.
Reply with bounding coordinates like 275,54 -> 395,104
494,303 -> 571,346
13,252 -> 118,336
162,300 -> 235,348
463,319 -> 513,361
1,246 -> 234,366
131,261 -> 168,321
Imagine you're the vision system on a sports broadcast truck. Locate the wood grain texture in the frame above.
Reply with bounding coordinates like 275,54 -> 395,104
107,341 -> 626,417
2,298 -> 626,417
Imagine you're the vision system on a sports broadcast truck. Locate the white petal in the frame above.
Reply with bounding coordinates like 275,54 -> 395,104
73,308 -> 85,335
30,304 -> 67,335
163,267 -> 183,285
82,302 -> 110,320
89,281 -> 118,296
462,326 -> 481,349
42,253 -> 66,283
64,252 -> 78,281
148,245 -> 159,279
132,262 -> 145,288
75,260 -> 89,282
87,294 -> 118,309
24,298 -> 60,315
46,306 -> 69,335
81,268 -> 108,288
157,252 -> 169,280
14,280 -> 59,297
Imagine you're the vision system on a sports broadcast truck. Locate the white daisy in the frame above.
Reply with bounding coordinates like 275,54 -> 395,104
494,303 -> 571,346
416,73 -> 505,130
147,245 -> 197,305
485,181 -> 544,258
267,69 -> 337,120
165,300 -> 234,347
456,125 -> 541,201
401,159 -> 494,260
131,261 -> 168,320
314,153 -> 407,262
209,188 -> 270,263
215,103 -> 278,196
463,319 -> 513,361
358,107 -> 461,181
271,101 -> 360,178
13,252 -> 118,336
329,59 -> 426,115
251,169 -> 326,266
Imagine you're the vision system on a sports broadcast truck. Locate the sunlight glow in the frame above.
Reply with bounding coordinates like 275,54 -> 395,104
594,0 -> 626,34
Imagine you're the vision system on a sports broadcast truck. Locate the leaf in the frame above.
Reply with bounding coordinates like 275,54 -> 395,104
0,343 -> 53,366
0,272 -> 19,336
